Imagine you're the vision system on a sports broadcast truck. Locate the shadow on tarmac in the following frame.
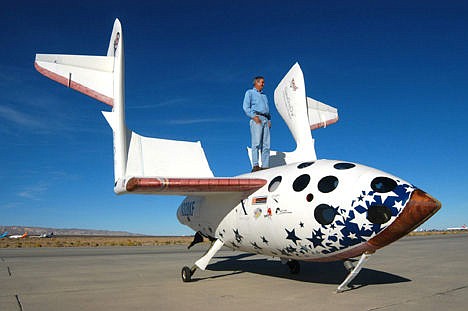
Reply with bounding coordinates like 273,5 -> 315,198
203,253 -> 411,288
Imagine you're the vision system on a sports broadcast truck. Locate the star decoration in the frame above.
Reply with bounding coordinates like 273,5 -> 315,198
261,236 -> 269,244
307,228 -> 324,248
350,209 -> 370,231
286,245 -> 296,253
233,229 -> 243,243
285,228 -> 301,245
230,241 -> 239,248
405,185 -> 415,193
364,193 -> 376,205
299,245 -> 309,253
394,200 -> 405,211
314,228 -> 324,239
362,222 -> 373,231
251,242 -> 262,250
299,222 -> 304,228
376,191 -> 399,205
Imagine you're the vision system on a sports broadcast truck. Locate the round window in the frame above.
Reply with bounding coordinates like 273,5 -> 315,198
371,177 -> 397,193
318,176 -> 339,193
293,174 -> 311,192
367,204 -> 392,224
333,162 -> 355,170
314,204 -> 336,225
297,162 -> 315,169
268,176 -> 282,192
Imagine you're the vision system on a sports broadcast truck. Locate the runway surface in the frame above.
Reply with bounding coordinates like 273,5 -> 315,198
1,234 -> 467,311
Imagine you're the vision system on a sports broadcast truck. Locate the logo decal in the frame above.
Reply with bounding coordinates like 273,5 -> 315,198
180,200 -> 196,216
290,78 -> 298,91
252,196 -> 267,205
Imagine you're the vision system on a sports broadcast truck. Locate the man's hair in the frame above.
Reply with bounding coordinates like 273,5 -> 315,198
253,76 -> 264,85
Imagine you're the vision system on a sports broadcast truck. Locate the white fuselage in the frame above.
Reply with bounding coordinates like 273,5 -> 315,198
177,159 -> 414,261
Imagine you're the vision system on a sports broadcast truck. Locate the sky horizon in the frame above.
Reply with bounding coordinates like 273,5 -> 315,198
1,1 -> 467,235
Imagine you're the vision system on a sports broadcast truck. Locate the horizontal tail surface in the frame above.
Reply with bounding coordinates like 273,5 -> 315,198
36,19 -> 261,197
34,54 -> 114,106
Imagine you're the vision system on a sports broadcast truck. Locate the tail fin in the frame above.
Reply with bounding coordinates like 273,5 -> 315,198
35,19 -> 128,184
36,19 -> 215,194
274,63 -> 316,159
252,63 -> 339,168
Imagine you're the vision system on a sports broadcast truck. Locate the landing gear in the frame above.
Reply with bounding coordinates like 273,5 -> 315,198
181,239 -> 224,283
181,266 -> 195,282
187,231 -> 204,249
287,260 -> 300,274
343,259 -> 355,272
336,251 -> 374,293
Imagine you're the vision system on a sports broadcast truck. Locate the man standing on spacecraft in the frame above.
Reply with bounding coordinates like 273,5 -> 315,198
243,76 -> 271,172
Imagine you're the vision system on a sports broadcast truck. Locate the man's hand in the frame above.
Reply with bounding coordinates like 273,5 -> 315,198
253,116 -> 261,124
268,120 -> 271,128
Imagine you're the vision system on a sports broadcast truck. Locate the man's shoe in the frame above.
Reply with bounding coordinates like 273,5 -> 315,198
251,165 -> 261,172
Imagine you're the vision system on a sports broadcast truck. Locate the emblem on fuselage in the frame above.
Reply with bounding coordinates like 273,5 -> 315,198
180,200 -> 196,216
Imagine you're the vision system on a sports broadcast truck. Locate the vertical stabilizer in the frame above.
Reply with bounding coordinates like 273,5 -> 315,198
35,19 -> 128,184
274,63 -> 316,160
36,19 -> 219,195
107,19 -> 128,185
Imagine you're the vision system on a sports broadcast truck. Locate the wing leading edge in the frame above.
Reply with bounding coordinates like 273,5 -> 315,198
123,177 -> 267,195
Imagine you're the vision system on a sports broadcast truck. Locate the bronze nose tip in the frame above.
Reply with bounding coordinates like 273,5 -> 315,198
369,189 -> 441,249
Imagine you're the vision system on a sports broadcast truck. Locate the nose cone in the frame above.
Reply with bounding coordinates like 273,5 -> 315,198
369,189 -> 441,249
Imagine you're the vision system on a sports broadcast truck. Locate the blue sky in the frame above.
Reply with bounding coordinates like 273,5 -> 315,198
1,1 -> 467,235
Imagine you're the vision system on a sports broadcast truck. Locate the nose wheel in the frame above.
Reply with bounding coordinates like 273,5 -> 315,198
287,260 -> 300,274
181,239 -> 224,283
181,266 -> 196,282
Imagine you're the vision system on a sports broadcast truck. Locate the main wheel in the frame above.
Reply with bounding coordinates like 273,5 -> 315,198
181,266 -> 193,282
343,260 -> 355,272
287,260 -> 300,274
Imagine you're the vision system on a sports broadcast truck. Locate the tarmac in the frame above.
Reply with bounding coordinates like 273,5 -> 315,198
0,233 -> 467,311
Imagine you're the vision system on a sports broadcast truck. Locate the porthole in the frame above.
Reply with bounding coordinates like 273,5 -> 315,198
306,193 -> 314,202
371,177 -> 397,193
333,162 -> 355,170
268,176 -> 282,192
318,176 -> 339,193
293,174 -> 310,192
297,162 -> 314,169
314,204 -> 336,225
367,204 -> 392,224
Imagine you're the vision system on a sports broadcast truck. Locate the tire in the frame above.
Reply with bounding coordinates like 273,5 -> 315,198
287,260 -> 300,274
181,266 -> 192,282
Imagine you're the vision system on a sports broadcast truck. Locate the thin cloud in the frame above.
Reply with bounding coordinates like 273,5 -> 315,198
0,105 -> 45,129
17,183 -> 49,200
129,97 -> 190,109
167,117 -> 241,125
1,202 -> 23,209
